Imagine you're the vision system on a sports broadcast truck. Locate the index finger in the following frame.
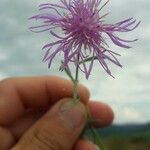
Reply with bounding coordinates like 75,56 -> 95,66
0,76 -> 90,125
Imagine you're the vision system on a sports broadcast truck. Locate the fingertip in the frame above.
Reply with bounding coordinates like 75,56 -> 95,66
88,101 -> 114,127
74,139 -> 100,150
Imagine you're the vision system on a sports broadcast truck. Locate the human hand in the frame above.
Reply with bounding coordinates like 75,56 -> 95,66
0,76 -> 113,150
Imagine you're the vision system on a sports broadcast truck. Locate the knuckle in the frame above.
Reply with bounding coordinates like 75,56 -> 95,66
0,77 -> 16,94
33,127 -> 66,150
0,78 -> 10,92
0,77 -> 15,88
0,77 -> 14,84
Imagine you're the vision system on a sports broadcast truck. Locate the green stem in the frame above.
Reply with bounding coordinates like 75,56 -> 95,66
80,107 -> 106,150
64,67 -> 74,82
63,59 -> 105,150
73,62 -> 79,101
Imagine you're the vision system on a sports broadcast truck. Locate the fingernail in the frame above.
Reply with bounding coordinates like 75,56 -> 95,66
94,145 -> 100,150
86,140 -> 101,150
59,100 -> 86,129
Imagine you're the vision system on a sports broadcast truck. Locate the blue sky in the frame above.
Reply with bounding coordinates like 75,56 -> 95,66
0,0 -> 150,124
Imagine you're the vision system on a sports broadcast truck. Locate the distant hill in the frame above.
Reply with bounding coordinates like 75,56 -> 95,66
84,123 -> 150,150
97,123 -> 150,138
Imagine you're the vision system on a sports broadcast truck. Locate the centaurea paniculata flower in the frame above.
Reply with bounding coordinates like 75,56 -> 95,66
30,1 -> 140,149
30,0 -> 140,79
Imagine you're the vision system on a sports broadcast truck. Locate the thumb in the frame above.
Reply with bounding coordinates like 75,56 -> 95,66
12,99 -> 87,150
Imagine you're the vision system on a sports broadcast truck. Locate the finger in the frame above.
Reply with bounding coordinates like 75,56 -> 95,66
12,99 -> 87,150
9,101 -> 113,140
73,139 -> 100,150
0,109 -> 48,149
0,126 -> 15,150
0,76 -> 90,125
88,101 -> 114,127
9,108 -> 47,140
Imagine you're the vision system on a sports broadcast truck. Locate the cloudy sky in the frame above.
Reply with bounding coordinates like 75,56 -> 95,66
0,0 -> 150,124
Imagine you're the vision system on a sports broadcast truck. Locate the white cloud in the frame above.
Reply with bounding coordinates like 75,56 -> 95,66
111,105 -> 150,124
120,108 -> 141,122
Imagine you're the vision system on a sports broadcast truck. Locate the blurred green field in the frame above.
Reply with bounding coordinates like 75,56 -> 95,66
86,124 -> 150,150
102,132 -> 150,150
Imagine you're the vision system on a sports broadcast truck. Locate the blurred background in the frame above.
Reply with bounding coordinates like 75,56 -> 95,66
0,0 -> 150,149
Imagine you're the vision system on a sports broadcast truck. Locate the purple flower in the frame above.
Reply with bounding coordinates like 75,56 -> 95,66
30,0 -> 140,79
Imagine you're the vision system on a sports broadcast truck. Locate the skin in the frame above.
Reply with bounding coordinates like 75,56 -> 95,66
0,76 -> 114,150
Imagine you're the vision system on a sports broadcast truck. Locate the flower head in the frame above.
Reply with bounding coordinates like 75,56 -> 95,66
30,0 -> 140,79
